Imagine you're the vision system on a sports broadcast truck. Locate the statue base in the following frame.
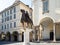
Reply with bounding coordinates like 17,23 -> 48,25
23,28 -> 32,45
23,42 -> 30,45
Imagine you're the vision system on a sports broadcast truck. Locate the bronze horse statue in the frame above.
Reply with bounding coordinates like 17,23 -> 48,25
20,9 -> 33,29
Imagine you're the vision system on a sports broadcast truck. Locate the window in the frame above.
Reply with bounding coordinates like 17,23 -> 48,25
43,0 -> 49,13
10,9 -> 12,14
14,14 -> 16,19
5,18 -> 6,22
2,13 -> 3,18
4,12 -> 6,16
13,7 -> 16,13
10,16 -> 12,20
2,26 -> 3,30
2,19 -> 4,23
5,25 -> 6,29
7,11 -> 9,15
14,22 -> 16,27
7,24 -> 9,29
7,17 -> 9,21
10,23 -> 12,28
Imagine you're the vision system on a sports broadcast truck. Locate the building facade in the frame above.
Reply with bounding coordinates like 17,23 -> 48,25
32,0 -> 60,42
0,0 -> 60,43
0,0 -> 32,41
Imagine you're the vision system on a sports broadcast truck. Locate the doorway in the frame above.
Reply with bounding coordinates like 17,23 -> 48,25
13,31 -> 18,41
6,32 -> 11,41
50,31 -> 54,40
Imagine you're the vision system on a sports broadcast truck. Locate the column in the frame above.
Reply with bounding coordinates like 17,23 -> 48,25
18,33 -> 22,41
23,28 -> 32,45
24,31 -> 29,42
53,23 -> 56,42
11,34 -> 14,41
37,32 -> 40,42
33,30 -> 35,42
37,28 -> 40,42
5,35 -> 7,41
40,24 -> 43,40
23,29 -> 30,45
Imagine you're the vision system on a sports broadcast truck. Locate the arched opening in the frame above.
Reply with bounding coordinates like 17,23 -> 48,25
6,32 -> 11,41
1,32 -> 6,41
55,23 -> 60,41
12,31 -> 19,41
50,31 -> 54,40
39,17 -> 54,41
22,32 -> 24,42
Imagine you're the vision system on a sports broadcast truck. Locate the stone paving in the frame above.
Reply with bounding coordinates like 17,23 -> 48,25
0,41 -> 60,45
2,43 -> 60,45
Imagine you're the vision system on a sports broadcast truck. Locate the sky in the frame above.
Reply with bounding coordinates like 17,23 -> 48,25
0,0 -> 32,12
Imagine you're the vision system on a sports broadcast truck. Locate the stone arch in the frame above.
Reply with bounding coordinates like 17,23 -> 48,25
40,17 -> 54,24
12,31 -> 19,41
6,31 -> 11,41
1,32 -> 6,41
39,17 -> 54,41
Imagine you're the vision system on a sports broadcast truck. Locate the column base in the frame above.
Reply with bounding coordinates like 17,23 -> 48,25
37,39 -> 40,42
23,42 -> 30,45
53,40 -> 56,43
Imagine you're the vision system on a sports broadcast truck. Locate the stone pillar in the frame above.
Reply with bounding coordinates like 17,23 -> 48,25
38,30 -> 40,42
40,30 -> 42,40
24,30 -> 29,45
53,23 -> 56,42
6,36 -> 8,41
23,28 -> 32,45
39,24 -> 43,40
18,33 -> 22,41
33,30 -> 35,42
11,34 -> 14,41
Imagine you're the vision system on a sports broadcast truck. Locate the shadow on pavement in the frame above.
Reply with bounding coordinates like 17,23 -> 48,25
0,41 -> 23,45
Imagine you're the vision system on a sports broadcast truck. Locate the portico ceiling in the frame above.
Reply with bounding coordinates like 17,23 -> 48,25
40,17 -> 53,27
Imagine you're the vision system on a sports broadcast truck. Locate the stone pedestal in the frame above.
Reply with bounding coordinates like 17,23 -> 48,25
23,28 -> 32,45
